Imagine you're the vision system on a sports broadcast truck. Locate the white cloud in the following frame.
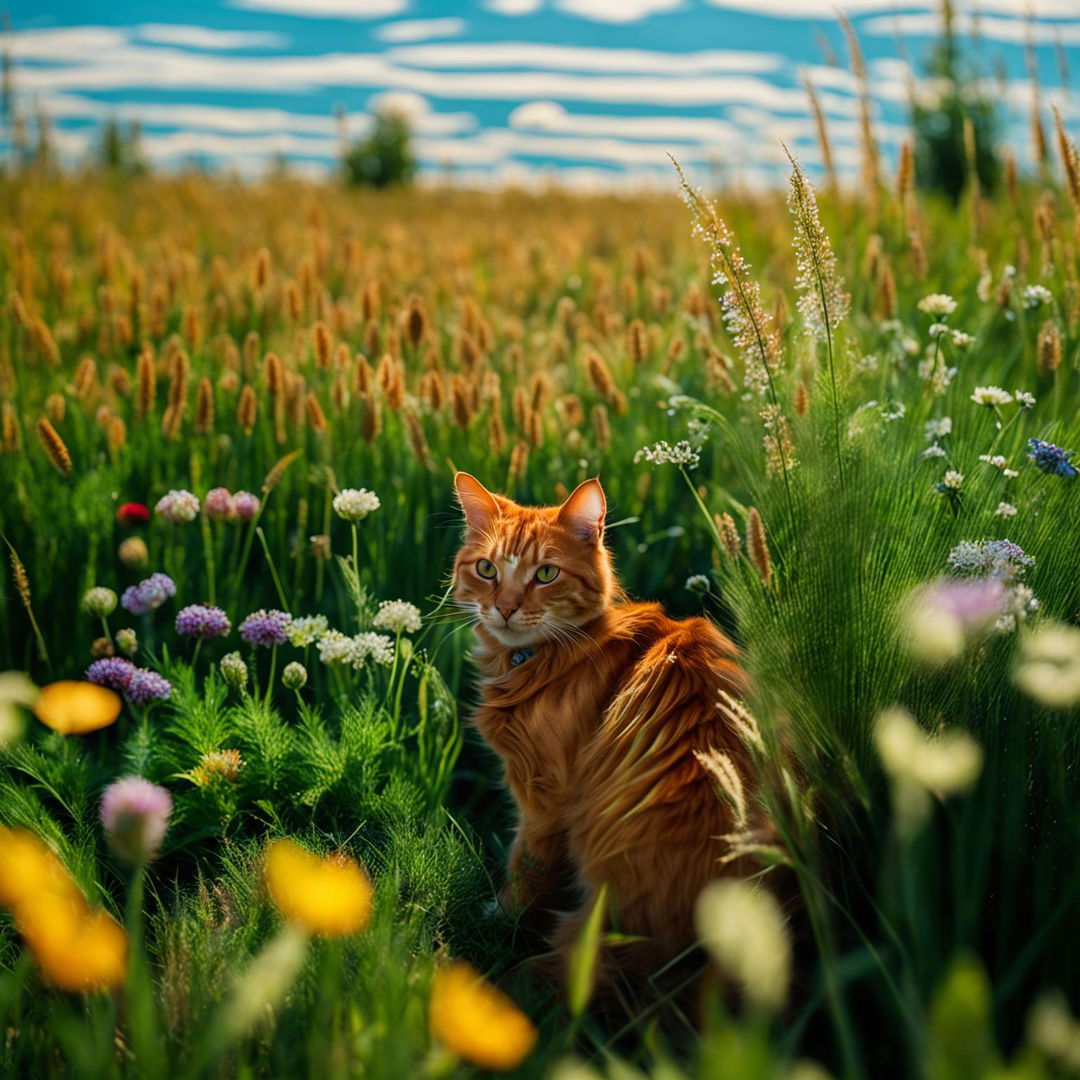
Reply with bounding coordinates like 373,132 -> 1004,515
135,24 -> 289,49
388,42 -> 782,74
228,0 -> 407,17
510,101 -> 744,143
8,26 -> 129,59
862,12 -> 1080,45
364,90 -> 477,133
703,0 -> 1080,16
375,17 -> 466,42
554,0 -> 682,22
483,0 -> 543,14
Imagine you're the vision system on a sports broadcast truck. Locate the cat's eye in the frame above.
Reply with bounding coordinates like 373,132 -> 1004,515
476,559 -> 498,579
535,565 -> 560,584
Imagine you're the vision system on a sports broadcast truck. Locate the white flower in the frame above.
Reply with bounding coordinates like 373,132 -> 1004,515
286,614 -> 329,648
373,600 -> 422,635
332,488 -> 381,521
924,417 -> 952,439
970,386 -> 1013,407
353,631 -> 395,666
979,454 -> 1008,469
881,402 -> 906,421
633,440 -> 701,469
918,293 -> 958,317
940,470 -> 964,490
685,574 -> 710,594
929,322 -> 950,338
1013,390 -> 1036,408
155,489 -> 200,524
317,630 -> 356,667
1003,468 -> 1019,478
1022,284 -> 1053,308
1014,623 -> 1080,707
994,501 -> 1018,518
950,330 -> 974,347
921,444 -> 947,459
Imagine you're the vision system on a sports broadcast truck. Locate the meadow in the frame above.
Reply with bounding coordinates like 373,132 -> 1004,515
0,113 -> 1079,1079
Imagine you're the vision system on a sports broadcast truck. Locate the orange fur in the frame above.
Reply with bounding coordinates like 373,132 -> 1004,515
453,474 -> 772,984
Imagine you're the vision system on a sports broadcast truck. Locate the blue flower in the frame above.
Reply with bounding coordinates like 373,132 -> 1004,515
1027,438 -> 1078,478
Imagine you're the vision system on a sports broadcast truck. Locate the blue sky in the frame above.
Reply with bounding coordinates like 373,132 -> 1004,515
6,0 -> 1079,189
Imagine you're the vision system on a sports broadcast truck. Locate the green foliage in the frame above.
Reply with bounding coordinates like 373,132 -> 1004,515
341,108 -> 416,189
97,118 -> 148,179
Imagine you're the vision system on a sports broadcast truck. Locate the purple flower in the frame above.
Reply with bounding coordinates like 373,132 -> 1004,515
1027,438 -> 1078,478
86,657 -> 138,690
204,487 -> 236,521
175,604 -> 231,639
925,578 -> 1007,631
121,573 -> 177,616
124,669 -> 172,705
233,491 -> 260,522
239,609 -> 291,647
100,776 -> 173,863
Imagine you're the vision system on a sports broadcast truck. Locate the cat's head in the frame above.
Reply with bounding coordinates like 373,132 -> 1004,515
452,473 -> 615,648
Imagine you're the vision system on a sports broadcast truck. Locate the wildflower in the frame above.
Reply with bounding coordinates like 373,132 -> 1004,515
100,776 -> 172,863
286,614 -> 329,647
937,469 -> 963,493
220,651 -> 248,691
917,293 -> 957,317
317,630 -> 356,667
155,489 -> 200,524
233,491 -> 261,522
1022,284 -> 1053,308
188,748 -> 245,786
118,536 -> 149,570
36,418 -> 72,478
332,488 -> 381,521
979,454 -> 1008,469
218,923 -> 309,1041
264,838 -> 373,937
0,827 -> 79,910
924,417 -> 952,440
947,538 -> 1034,581
373,600 -> 422,635
921,444 -> 947,459
124,670 -> 172,706
282,662 -> 307,690
90,637 -> 114,659
928,322 -> 950,339
874,705 -> 982,836
353,632 -> 395,667
1028,994 -> 1080,1073
121,572 -> 176,615
85,657 -> 137,690
950,330 -> 974,347
430,961 -> 537,1071
239,609 -> 291,647
1027,438 -> 1078,478
81,587 -> 118,619
1014,390 -> 1036,409
0,672 -> 37,746
695,880 -> 791,1012
633,440 -> 701,469
175,604 -> 231,639
115,628 -> 138,657
34,681 -> 121,735
115,502 -> 150,527
970,386 -> 1012,407
903,578 -> 1007,663
716,513 -> 741,560
1014,623 -> 1080,708
994,502 -> 1018,518
685,574 -> 711,595
204,487 -> 235,521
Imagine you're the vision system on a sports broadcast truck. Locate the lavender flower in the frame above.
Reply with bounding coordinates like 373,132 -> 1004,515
175,604 -> 231,640
121,573 -> 176,615
947,539 -> 1034,581
124,669 -> 173,706
239,609 -> 291,647
204,487 -> 235,521
1027,438 -> 1078,478
232,491 -> 261,522
100,776 -> 173,863
155,489 -> 200,524
86,657 -> 137,690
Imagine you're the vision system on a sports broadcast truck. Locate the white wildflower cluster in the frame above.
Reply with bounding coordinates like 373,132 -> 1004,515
155,489 -> 200,524
918,355 -> 957,394
940,470 -> 964,490
286,614 -> 330,647
316,630 -> 356,666
685,574 -> 711,594
316,629 -> 396,669
978,454 -> 1019,478
332,488 -> 381,521
634,440 -> 701,469
881,402 -> 906,422
928,322 -> 950,339
373,599 -> 422,634
1023,284 -> 1053,308
921,444 -> 947,459
1014,390 -> 1036,408
971,386 -> 1012,407
925,417 -> 952,439
950,330 -> 974,347
994,501 -> 1018,518
917,293 -> 958,317
945,539 -> 1039,635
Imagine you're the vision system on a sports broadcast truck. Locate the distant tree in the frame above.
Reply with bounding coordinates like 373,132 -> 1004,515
98,118 -> 148,177
912,0 -> 1000,202
341,107 -> 416,188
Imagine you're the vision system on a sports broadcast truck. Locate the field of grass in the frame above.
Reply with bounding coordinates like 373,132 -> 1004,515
1,127 -> 1079,1080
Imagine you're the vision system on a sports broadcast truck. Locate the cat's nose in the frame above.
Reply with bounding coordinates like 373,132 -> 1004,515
497,605 -> 518,623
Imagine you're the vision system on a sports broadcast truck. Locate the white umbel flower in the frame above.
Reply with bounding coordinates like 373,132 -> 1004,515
373,600 -> 422,635
917,293 -> 958,317
332,488 -> 381,521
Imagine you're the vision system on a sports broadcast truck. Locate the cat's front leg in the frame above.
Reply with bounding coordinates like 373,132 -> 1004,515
498,823 -> 570,921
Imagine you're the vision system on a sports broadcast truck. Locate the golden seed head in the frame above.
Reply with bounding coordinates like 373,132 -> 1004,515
29,317 -> 60,366
487,410 -> 506,453
136,346 -> 156,419
585,349 -> 617,400
305,391 -> 328,434
45,393 -> 66,424
793,380 -> 809,417
404,409 -> 430,466
746,508 -> 772,586
312,321 -> 332,369
107,415 -> 126,449
360,393 -> 381,443
195,377 -> 215,434
591,403 -> 611,450
237,384 -> 257,435
253,247 -> 271,291
451,375 -> 473,429
263,449 -> 301,493
263,352 -> 283,397
9,547 -> 31,606
716,513 -> 741,560
36,417 -> 72,478
405,296 -> 427,348
628,318 -> 647,366
74,354 -> 98,400
1037,320 -> 1062,372
508,440 -> 529,482
2,402 -> 22,453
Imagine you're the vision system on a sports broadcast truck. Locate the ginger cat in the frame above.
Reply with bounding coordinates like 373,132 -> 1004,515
453,472 -> 770,983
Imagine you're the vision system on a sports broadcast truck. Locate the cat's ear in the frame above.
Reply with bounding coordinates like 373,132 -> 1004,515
454,472 -> 503,533
557,477 -> 606,543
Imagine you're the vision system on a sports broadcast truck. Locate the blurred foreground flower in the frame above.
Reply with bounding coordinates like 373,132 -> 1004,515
204,487 -> 236,521
695,879 -> 791,1011
0,671 -> 38,745
100,776 -> 173,863
0,826 -> 79,909
903,578 -> 1006,664
264,838 -> 373,936
232,490 -> 261,522
874,706 -> 982,837
118,536 -> 149,570
1014,623 -> 1080,708
115,502 -> 150,527
1029,993 -> 1080,1073
429,961 -> 537,1072
34,681 -> 121,735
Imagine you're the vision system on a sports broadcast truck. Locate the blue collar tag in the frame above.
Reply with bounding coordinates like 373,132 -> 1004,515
510,647 -> 534,667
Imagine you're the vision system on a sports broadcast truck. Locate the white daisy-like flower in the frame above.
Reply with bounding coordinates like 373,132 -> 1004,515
918,293 -> 958,317
941,470 -> 964,490
353,632 -> 395,666
924,417 -> 952,439
1013,390 -> 1036,409
373,599 -> 422,635
332,488 -> 381,521
971,386 -> 1013,407
994,502 -> 1018,518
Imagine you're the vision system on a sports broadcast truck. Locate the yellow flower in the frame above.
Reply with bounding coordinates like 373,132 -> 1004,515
0,827 -> 80,910
17,892 -> 128,993
33,681 -> 121,735
429,961 -> 537,1072
263,838 -> 373,937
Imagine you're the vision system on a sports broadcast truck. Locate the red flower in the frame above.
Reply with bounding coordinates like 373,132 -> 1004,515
115,503 -> 150,527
